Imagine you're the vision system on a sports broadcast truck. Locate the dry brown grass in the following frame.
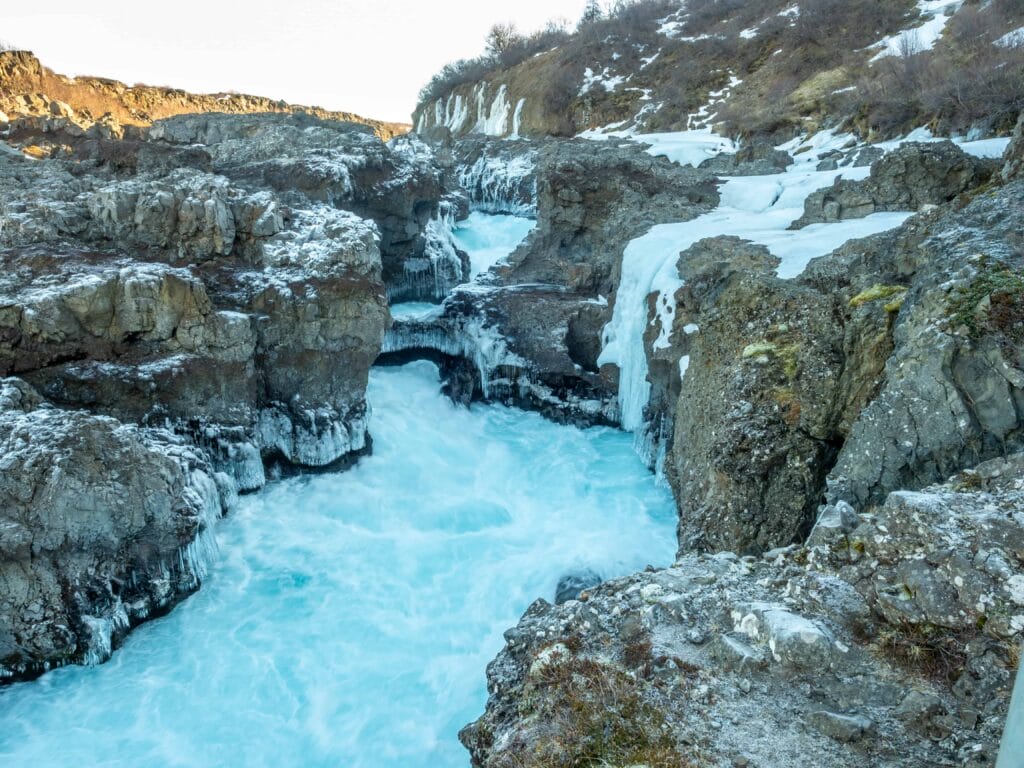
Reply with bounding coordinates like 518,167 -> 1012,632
513,653 -> 693,768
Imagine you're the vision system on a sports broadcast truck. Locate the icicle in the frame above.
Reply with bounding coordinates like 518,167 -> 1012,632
456,153 -> 537,216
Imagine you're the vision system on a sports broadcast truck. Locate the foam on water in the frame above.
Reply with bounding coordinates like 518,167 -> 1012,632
0,361 -> 676,768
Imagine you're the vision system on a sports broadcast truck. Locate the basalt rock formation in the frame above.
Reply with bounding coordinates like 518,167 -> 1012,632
638,136 -> 1024,557
384,137 -> 719,426
0,107 -> 466,673
0,378 -> 234,681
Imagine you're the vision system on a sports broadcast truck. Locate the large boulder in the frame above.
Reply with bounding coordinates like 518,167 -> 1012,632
793,141 -> 997,228
461,456 -> 1024,768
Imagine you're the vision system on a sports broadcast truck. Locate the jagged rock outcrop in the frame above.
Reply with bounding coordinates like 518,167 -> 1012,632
497,139 -> 718,295
793,142 -> 997,228
0,379 -> 235,682
821,181 -> 1024,508
0,138 -> 389,482
145,114 -> 467,301
656,154 -> 1023,554
461,456 -> 1024,768
662,237 -> 851,553
0,105 -> 407,677
0,50 -> 407,140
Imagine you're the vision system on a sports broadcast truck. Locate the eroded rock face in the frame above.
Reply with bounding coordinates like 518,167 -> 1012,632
658,164 -> 1023,554
793,142 -> 997,228
453,137 -> 538,215
384,138 -> 719,426
0,379 -> 234,682
462,457 -> 1024,768
0,112 -> 403,676
664,238 -> 851,553
0,116 -> 401,480
497,139 -> 719,295
146,114 -> 466,301
822,181 -> 1024,508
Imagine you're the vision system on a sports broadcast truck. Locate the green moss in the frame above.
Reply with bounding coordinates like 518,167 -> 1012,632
742,341 -> 778,359
883,295 -> 906,314
947,259 -> 1024,342
743,341 -> 801,380
849,284 -> 908,309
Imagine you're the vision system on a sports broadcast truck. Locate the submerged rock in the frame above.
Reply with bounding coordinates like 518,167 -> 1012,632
554,569 -> 602,604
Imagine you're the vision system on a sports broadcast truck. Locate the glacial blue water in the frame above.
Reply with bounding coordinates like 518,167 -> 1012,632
0,362 -> 676,767
452,212 -> 534,278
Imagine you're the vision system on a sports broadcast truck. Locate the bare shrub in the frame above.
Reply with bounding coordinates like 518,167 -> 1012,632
541,65 -> 582,135
794,0 -> 913,48
851,1 -> 1024,136
418,20 -> 571,105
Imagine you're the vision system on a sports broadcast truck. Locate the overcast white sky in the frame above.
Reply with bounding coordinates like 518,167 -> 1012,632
0,1 -> 590,123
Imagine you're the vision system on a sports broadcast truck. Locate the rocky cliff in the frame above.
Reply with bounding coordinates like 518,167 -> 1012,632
2,19 -> 1023,767
0,50 -> 408,140
0,107 -> 461,678
428,92 -> 1024,767
462,454 -> 1024,768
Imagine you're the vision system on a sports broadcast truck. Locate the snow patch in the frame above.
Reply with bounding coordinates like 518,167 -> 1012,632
580,67 -> 629,96
599,128 -> 930,433
870,0 -> 963,61
995,26 -> 1024,48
